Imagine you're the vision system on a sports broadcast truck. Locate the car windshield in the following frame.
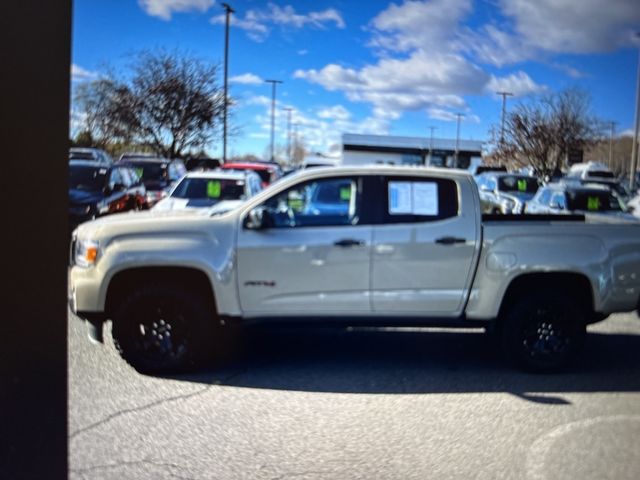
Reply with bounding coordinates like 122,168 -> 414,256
69,151 -> 96,160
497,176 -> 539,194
567,190 -> 623,212
170,177 -> 246,201
586,171 -> 615,179
126,161 -> 168,181
69,165 -> 108,191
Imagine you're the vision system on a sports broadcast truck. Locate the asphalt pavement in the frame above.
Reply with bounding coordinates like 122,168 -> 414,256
69,310 -> 640,480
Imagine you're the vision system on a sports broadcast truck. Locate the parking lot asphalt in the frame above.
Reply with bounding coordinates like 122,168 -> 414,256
69,310 -> 640,480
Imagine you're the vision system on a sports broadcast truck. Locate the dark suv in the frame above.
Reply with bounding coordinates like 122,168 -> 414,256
69,160 -> 146,233
117,157 -> 187,207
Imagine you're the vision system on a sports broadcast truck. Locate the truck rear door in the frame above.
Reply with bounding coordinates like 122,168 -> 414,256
371,175 -> 481,316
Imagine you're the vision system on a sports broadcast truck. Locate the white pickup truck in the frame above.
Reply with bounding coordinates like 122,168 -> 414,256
69,166 -> 640,373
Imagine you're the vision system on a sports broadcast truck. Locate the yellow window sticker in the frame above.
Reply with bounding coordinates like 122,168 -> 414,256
517,179 -> 527,192
207,180 -> 221,198
340,187 -> 351,201
587,196 -> 600,211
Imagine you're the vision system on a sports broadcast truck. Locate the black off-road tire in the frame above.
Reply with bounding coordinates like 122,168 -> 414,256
501,290 -> 586,373
112,284 -> 217,374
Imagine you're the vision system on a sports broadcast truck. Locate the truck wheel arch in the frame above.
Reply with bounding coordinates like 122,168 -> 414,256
498,272 -> 595,322
105,267 -> 217,320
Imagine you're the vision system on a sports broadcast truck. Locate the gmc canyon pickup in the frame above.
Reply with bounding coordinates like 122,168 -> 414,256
68,166 -> 640,373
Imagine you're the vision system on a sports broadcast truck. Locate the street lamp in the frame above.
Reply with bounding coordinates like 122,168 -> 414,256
496,91 -> 513,146
454,113 -> 464,166
265,79 -> 283,162
283,107 -> 293,165
222,3 -> 234,164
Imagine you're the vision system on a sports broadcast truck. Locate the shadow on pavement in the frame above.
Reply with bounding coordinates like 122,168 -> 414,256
163,326 -> 640,401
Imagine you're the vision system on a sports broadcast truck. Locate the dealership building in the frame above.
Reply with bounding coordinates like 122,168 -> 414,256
342,133 -> 484,169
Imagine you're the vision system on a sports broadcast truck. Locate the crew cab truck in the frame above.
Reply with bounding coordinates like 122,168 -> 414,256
68,166 -> 640,373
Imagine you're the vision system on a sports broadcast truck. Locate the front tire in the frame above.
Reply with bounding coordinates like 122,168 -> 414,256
501,291 -> 586,372
112,285 -> 215,374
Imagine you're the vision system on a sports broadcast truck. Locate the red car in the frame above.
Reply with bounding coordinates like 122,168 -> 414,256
221,162 -> 282,188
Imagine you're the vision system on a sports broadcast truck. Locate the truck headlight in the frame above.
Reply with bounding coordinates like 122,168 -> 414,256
75,239 -> 100,268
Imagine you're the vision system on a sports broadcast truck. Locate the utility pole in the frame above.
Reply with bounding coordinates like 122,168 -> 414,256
283,107 -> 293,165
265,79 -> 283,162
630,32 -> 640,191
496,91 -> 513,146
428,126 -> 437,166
609,121 -> 616,170
455,113 -> 464,167
221,3 -> 234,164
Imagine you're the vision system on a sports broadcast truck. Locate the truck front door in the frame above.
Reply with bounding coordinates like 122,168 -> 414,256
237,175 -> 372,316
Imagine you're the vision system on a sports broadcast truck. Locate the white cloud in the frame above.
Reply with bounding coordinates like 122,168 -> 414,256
317,105 -> 351,121
487,71 -> 547,97
369,0 -> 471,53
298,49 -> 309,56
212,3 -> 345,42
139,0 -> 215,21
244,95 -> 271,107
499,0 -> 640,54
230,73 -> 263,85
619,129 -> 635,138
71,64 -> 98,82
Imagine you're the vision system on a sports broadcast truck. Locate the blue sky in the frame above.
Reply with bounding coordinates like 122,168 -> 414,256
71,0 -> 640,159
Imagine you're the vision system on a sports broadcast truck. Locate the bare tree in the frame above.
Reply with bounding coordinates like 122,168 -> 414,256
74,49 -> 226,158
491,87 -> 604,177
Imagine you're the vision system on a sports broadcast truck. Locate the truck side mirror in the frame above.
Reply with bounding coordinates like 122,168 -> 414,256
243,207 -> 272,230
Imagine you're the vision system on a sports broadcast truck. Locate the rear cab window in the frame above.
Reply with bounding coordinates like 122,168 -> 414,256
382,176 -> 459,224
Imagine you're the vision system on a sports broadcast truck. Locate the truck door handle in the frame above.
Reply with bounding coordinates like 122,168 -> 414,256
334,239 -> 365,247
435,236 -> 466,245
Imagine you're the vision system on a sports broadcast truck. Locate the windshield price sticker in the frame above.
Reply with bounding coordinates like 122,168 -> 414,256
517,179 -> 527,192
587,196 -> 601,211
340,187 -> 351,201
207,180 -> 221,198
389,181 -> 439,215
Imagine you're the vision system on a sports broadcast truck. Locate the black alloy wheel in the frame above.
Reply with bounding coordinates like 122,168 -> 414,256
502,291 -> 586,372
112,285 -> 215,373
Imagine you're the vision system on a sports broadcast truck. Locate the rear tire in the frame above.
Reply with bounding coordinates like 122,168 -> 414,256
501,290 -> 586,373
112,284 -> 216,374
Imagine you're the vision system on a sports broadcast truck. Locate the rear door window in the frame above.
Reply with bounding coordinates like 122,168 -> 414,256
382,176 -> 458,224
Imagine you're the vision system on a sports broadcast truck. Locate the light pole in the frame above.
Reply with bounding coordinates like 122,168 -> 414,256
222,3 -> 234,164
630,32 -> 640,191
609,121 -> 616,170
265,79 -> 282,162
496,91 -> 513,146
455,113 -> 464,167
428,126 -> 437,166
283,107 -> 293,165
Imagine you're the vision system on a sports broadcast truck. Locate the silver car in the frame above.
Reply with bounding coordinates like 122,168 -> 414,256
475,172 -> 540,214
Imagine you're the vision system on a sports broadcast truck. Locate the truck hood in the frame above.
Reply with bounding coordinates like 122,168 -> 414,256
72,208 -> 226,242
153,198 -> 244,214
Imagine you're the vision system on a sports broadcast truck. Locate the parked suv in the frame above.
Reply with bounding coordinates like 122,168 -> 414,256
117,157 -> 186,207
475,172 -> 540,214
525,182 -> 635,219
68,160 -> 146,233
69,147 -> 113,165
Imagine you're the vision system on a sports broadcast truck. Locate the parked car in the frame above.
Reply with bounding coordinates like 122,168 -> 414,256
69,147 -> 113,165
221,161 -> 282,188
525,182 -> 635,220
566,161 -> 616,182
475,172 -> 540,214
69,165 -> 640,374
562,176 -> 633,204
117,157 -> 187,207
68,160 -> 146,233
153,170 -> 262,213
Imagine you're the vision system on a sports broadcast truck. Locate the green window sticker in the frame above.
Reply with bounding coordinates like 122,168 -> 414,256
517,179 -> 527,192
135,168 -> 143,178
207,180 -> 221,198
340,187 -> 351,201
587,196 -> 601,211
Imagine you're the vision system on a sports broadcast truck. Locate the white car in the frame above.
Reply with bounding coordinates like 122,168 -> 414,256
153,170 -> 263,214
